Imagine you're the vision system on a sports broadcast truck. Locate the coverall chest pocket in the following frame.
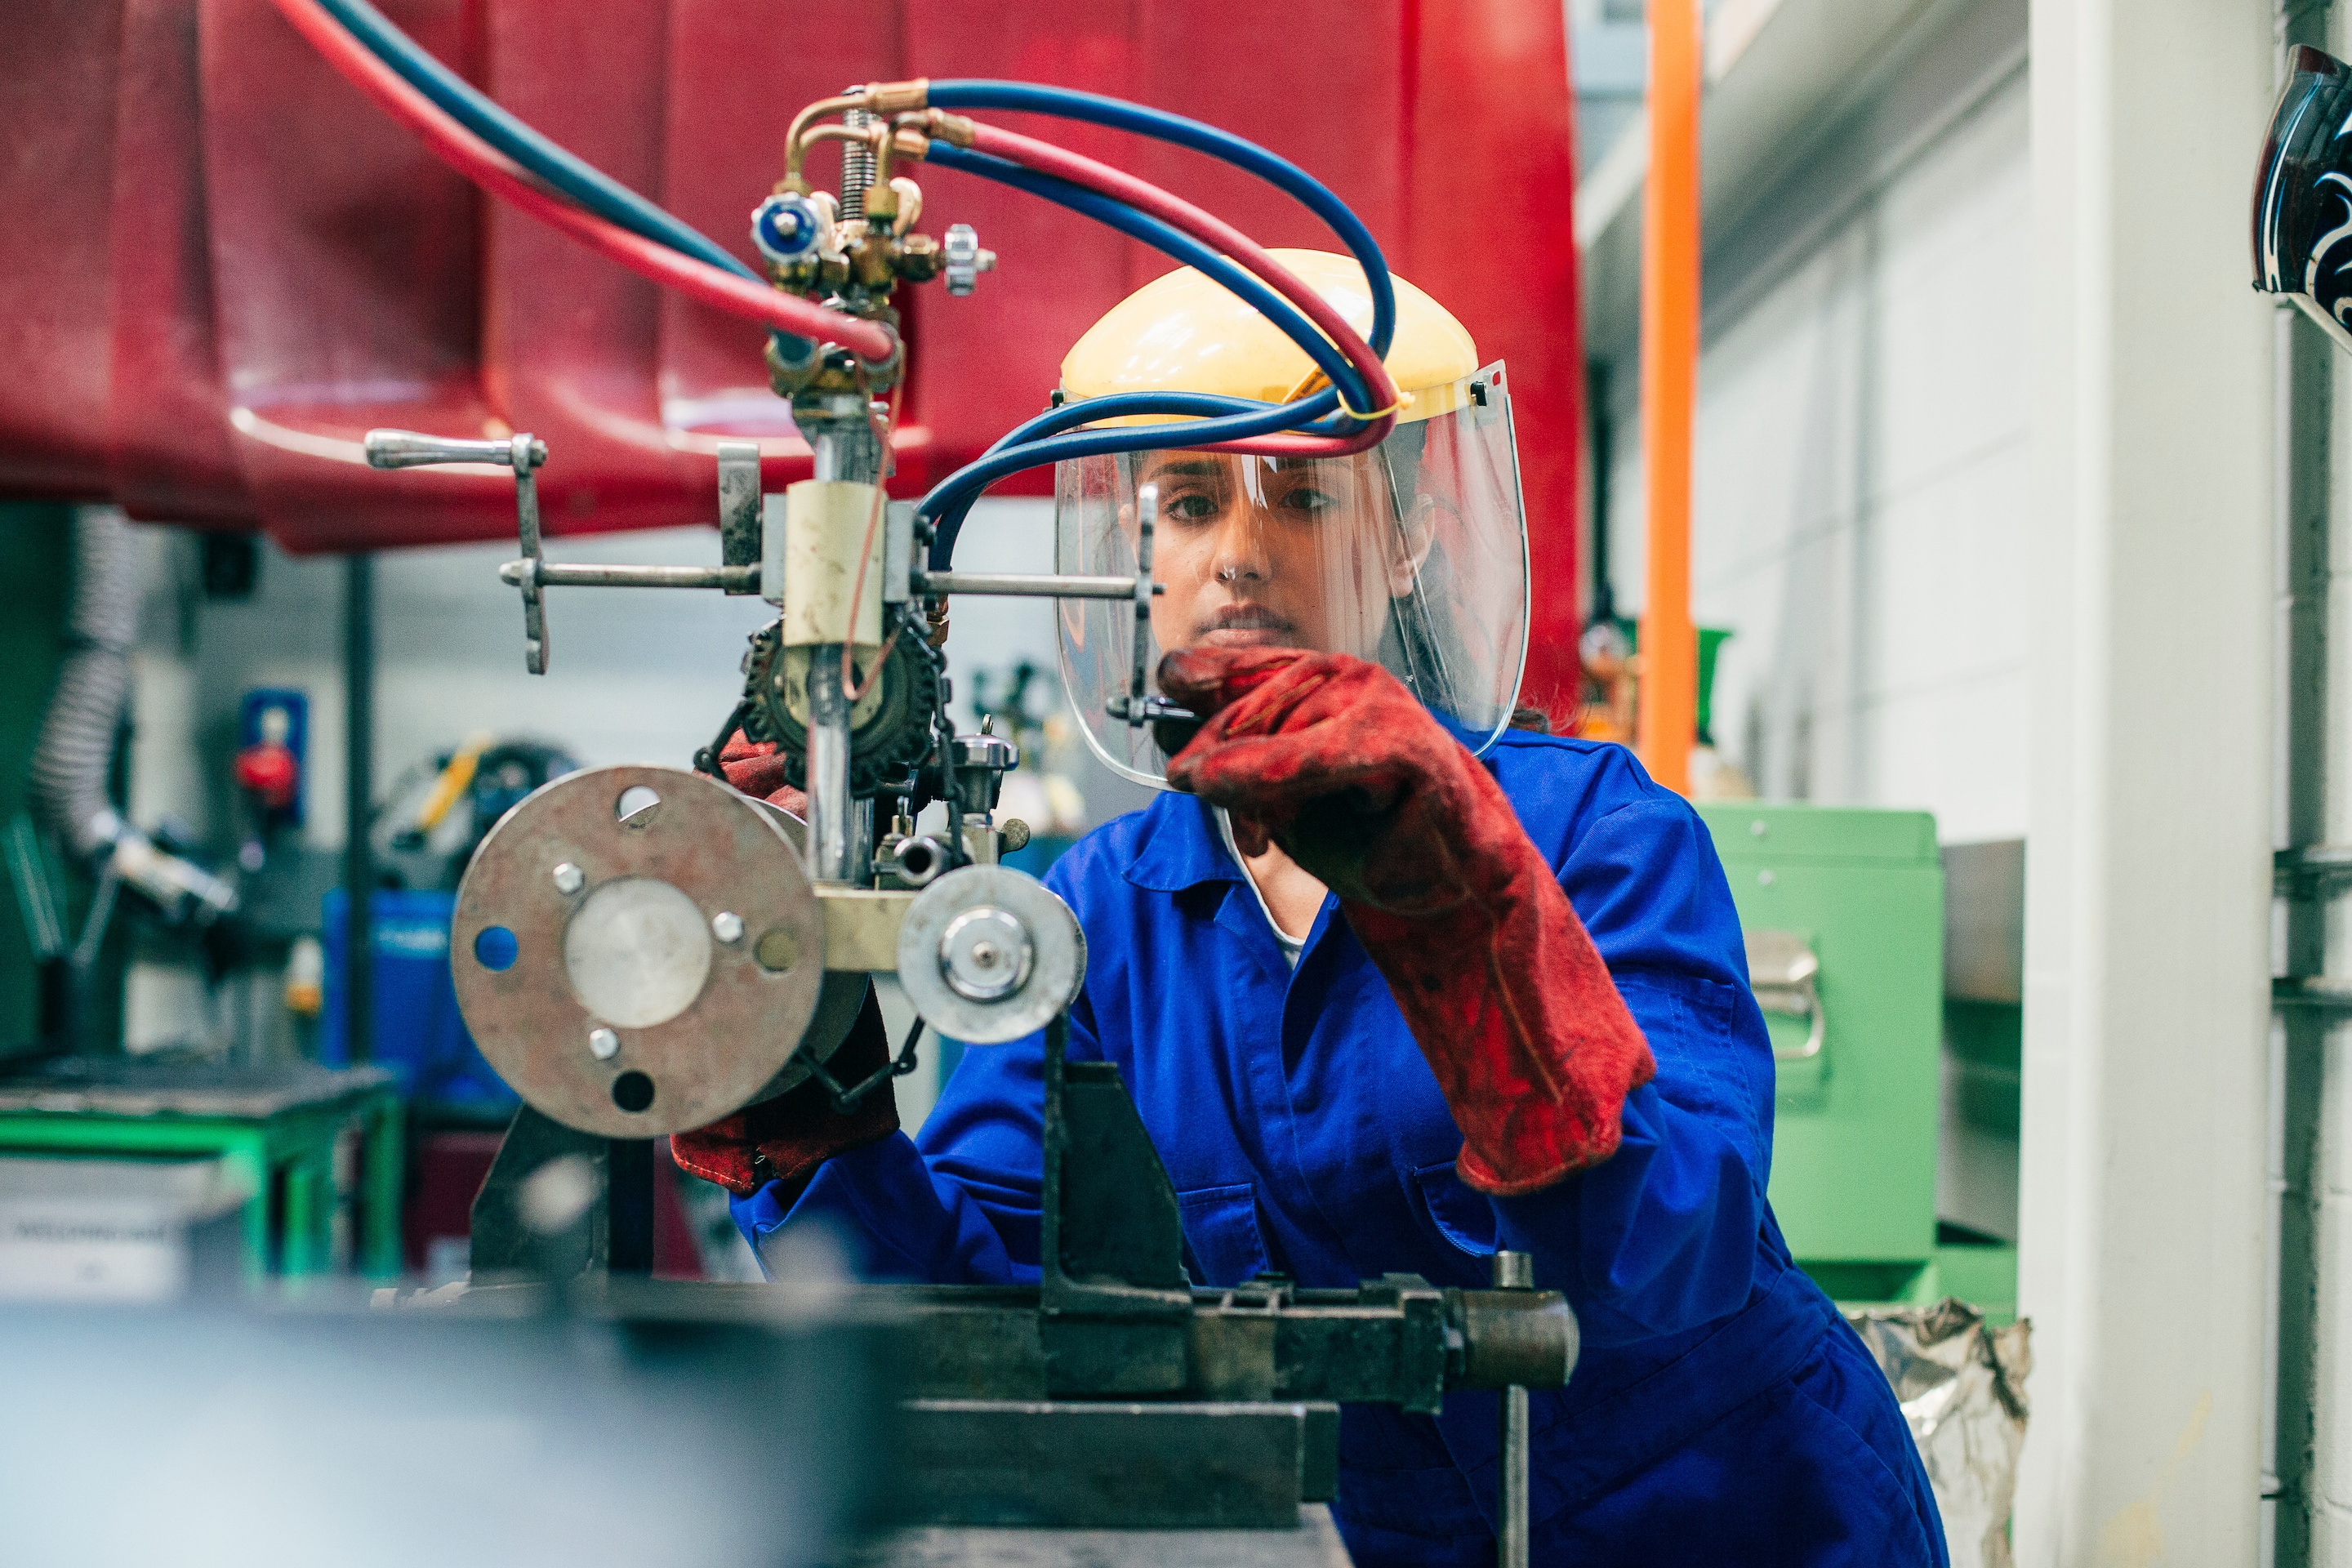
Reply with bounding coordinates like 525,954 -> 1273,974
1412,1160 -> 1498,1258
1177,1183 -> 1272,1286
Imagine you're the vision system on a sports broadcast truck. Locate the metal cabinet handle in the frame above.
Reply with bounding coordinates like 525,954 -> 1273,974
1744,929 -> 1825,1062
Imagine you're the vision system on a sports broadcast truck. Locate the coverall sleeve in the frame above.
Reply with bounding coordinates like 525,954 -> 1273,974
728,989 -> 1114,1283
1489,793 -> 1780,1349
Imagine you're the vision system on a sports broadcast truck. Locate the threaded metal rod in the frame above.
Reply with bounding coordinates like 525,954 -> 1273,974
841,93 -> 876,222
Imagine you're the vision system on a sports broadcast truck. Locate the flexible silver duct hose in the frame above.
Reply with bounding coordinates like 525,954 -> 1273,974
30,507 -> 141,864
28,508 -> 236,924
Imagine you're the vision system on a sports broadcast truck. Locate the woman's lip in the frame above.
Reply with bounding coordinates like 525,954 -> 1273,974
1197,627 -> 1291,648
1200,606 -> 1291,631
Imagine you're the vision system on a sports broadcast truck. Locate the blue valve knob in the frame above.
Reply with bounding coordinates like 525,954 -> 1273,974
751,194 -> 822,264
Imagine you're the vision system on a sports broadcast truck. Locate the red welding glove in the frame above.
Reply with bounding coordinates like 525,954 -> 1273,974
715,728 -> 806,813
1160,648 -> 1656,1196
670,987 -> 900,1200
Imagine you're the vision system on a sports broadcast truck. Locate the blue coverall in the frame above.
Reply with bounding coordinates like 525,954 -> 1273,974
733,729 -> 1947,1566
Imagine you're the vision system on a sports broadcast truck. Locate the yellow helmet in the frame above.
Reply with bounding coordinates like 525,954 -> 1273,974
1059,249 -> 1484,423
1053,254 -> 1531,789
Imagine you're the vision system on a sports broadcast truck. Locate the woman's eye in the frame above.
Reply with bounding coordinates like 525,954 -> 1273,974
1278,486 -> 1340,515
1165,491 -> 1220,521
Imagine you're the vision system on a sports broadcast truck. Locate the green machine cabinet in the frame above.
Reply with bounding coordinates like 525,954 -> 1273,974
1695,804 -> 1963,1310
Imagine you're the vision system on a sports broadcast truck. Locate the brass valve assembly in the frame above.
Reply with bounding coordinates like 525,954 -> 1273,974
752,82 -> 994,399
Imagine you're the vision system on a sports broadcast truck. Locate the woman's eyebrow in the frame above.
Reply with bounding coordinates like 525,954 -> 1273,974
1143,459 -> 1223,480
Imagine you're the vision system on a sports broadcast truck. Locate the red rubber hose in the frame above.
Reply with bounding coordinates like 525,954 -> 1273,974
265,0 -> 894,362
963,122 -> 1400,457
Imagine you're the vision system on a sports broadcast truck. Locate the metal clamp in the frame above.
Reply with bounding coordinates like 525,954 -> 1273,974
1104,484 -> 1193,728
366,429 -> 553,673
1745,929 -> 1825,1062
716,439 -> 763,595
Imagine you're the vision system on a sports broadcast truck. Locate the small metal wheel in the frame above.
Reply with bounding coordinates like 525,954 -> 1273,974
894,865 -> 1086,1045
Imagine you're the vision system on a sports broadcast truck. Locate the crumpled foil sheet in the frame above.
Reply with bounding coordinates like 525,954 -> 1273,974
1848,1298 -> 2032,1568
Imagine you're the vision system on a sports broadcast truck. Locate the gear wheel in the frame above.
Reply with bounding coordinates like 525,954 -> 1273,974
742,616 -> 939,797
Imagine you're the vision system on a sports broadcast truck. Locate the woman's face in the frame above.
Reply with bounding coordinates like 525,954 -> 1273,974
1136,449 -> 1427,661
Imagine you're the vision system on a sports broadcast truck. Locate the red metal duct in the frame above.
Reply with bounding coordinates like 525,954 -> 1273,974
0,0 -> 1584,710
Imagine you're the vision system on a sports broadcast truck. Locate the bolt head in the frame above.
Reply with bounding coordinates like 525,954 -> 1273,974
553,862 -> 585,895
587,1027 -> 620,1061
712,911 -> 745,944
938,906 -> 1032,1003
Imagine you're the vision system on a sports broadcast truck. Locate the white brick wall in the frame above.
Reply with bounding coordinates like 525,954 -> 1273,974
1603,74 -> 2033,843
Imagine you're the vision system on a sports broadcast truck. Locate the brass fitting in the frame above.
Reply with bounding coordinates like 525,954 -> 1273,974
765,315 -> 904,399
893,230 -> 942,283
783,92 -> 870,185
783,81 -> 930,187
802,122 -> 886,160
889,176 -> 924,231
867,78 -> 930,114
852,231 -> 898,290
894,109 -> 976,149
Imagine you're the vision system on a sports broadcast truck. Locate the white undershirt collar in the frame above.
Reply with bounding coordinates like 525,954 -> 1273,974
1215,808 -> 1308,969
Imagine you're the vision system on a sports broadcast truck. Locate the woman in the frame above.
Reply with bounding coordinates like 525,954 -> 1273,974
677,254 -> 1944,1567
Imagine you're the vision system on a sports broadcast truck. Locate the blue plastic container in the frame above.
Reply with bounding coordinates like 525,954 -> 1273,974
322,889 -> 518,1124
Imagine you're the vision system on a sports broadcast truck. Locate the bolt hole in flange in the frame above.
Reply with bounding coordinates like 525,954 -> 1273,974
611,1071 -> 656,1113
474,925 -> 519,971
754,927 -> 801,973
614,784 -> 662,827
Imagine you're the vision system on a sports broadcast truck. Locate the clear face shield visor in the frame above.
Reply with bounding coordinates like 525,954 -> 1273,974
1056,363 -> 1530,787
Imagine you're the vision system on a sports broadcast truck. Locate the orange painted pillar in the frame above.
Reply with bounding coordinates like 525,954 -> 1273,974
1636,0 -> 1701,795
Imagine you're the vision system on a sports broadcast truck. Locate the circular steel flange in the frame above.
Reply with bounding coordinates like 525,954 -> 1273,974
894,865 -> 1085,1045
452,764 -> 825,1136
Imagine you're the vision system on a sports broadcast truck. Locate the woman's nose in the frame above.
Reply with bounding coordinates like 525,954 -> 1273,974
1210,506 -> 1272,582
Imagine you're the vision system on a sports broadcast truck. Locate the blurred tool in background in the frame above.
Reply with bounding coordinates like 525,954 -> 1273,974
13,510 -> 243,1057
376,735 -> 580,893
969,659 -> 1087,875
232,688 -> 306,872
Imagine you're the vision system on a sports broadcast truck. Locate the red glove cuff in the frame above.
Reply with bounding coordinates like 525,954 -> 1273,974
668,988 -> 899,1199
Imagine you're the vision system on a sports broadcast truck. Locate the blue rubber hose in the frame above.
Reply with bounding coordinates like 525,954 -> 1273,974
922,388 -> 1336,564
921,389 -> 1348,569
314,0 -> 752,281
920,144 -> 1373,567
925,81 -> 1395,355
924,145 -> 1374,414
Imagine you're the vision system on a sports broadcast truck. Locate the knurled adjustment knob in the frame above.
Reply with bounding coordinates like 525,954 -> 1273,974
943,223 -> 996,296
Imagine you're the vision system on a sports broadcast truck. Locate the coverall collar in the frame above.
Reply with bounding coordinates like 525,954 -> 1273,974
1119,791 -> 1245,894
